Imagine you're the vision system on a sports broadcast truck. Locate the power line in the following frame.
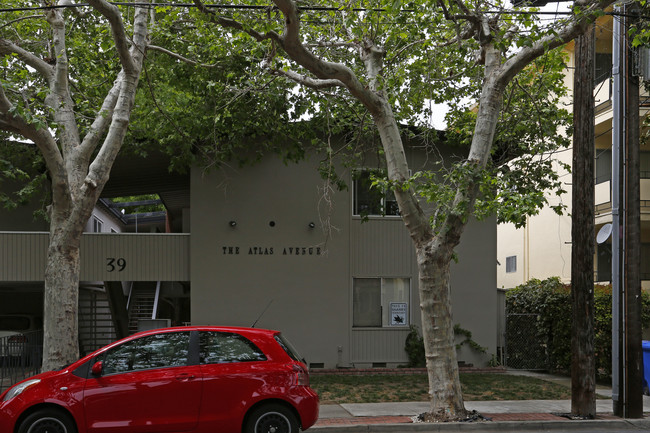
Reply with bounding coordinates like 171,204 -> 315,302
1,2 -> 400,13
0,1 -> 573,15
1,1 -> 641,20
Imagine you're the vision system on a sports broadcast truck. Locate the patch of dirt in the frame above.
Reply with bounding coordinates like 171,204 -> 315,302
414,410 -> 492,423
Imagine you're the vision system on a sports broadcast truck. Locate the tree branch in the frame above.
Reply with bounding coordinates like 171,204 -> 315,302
86,0 -> 136,74
147,44 -> 223,68
193,0 -> 283,45
82,1 -> 149,201
305,41 -> 359,49
44,6 -> 82,154
78,74 -> 121,157
499,0 -> 615,85
270,0 -> 382,113
0,81 -> 64,175
269,67 -> 346,90
0,15 -> 42,31
0,38 -> 54,84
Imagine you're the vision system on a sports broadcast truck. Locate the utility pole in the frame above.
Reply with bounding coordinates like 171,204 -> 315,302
624,1 -> 642,417
612,2 -> 643,418
571,23 -> 596,418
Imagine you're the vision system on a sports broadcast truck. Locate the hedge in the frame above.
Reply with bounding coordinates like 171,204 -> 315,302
505,277 -> 650,378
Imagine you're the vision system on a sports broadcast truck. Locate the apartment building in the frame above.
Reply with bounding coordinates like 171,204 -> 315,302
498,14 -> 650,290
0,138 -> 497,368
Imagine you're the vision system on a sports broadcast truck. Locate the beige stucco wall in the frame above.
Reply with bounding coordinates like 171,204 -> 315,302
190,151 -> 497,368
497,31 -> 578,290
497,151 -> 573,289
190,155 -> 353,367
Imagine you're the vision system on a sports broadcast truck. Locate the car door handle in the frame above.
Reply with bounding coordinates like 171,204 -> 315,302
175,373 -> 196,382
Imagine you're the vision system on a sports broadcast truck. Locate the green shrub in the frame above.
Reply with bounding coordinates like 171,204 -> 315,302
404,325 -> 426,367
403,324 -> 487,368
505,277 -> 650,378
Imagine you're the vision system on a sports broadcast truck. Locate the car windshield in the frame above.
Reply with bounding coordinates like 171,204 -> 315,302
274,334 -> 304,363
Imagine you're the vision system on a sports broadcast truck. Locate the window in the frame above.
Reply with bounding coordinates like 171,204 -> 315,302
199,332 -> 266,364
353,278 -> 410,327
642,244 -> 650,281
92,216 -> 103,233
100,331 -> 190,375
595,150 -> 611,184
506,256 -> 517,273
275,334 -> 304,363
595,150 -> 650,184
595,52 -> 612,87
641,152 -> 650,179
353,170 -> 399,217
596,243 -> 612,282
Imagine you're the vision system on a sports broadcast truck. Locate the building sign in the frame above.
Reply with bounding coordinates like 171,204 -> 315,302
221,246 -> 323,256
390,302 -> 408,326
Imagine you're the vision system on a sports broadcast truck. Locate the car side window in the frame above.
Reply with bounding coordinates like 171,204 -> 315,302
101,331 -> 190,375
199,331 -> 266,364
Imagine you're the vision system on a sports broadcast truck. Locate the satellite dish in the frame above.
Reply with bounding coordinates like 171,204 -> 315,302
596,223 -> 613,244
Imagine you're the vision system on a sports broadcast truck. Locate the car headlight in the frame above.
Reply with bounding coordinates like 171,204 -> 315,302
3,379 -> 41,402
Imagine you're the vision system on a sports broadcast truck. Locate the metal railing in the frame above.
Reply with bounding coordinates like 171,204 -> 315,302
0,330 -> 43,392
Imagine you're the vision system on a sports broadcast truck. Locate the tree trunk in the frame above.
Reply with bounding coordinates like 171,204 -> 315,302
418,241 -> 466,419
42,222 -> 82,370
372,103 -> 467,419
37,3 -> 149,371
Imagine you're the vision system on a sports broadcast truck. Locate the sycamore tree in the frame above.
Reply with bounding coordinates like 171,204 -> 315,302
186,0 -> 614,420
0,0 -> 150,370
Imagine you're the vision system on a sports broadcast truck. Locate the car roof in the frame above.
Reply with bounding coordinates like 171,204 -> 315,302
130,325 -> 279,338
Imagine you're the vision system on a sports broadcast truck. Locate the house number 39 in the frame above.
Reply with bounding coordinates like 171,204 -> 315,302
106,258 -> 127,272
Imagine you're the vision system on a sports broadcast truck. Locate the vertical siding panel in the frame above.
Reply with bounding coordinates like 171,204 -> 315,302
351,329 -> 410,363
0,233 -> 46,280
349,219 -> 415,364
351,220 -> 414,276
1,232 -> 189,281
80,233 -> 191,281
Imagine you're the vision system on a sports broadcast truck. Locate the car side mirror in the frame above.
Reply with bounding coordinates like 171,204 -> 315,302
91,361 -> 103,376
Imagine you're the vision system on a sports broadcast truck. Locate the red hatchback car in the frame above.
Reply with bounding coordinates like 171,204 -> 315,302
0,326 -> 319,433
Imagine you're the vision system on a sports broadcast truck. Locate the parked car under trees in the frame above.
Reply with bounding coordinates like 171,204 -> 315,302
0,326 -> 319,433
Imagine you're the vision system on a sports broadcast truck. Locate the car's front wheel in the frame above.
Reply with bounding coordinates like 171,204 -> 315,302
18,408 -> 77,433
244,403 -> 299,433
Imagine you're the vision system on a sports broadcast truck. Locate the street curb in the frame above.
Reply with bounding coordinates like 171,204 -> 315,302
310,418 -> 650,432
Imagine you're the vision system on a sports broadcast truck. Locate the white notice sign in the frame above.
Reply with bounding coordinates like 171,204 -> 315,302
390,302 -> 408,326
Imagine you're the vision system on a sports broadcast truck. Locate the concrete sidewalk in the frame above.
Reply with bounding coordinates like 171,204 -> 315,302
311,371 -> 650,431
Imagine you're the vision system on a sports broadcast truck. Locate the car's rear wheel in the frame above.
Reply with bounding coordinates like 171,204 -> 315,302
18,408 -> 77,433
244,403 -> 299,433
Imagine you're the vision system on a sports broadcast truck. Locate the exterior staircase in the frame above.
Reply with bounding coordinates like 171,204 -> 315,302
127,281 -> 161,334
77,281 -> 162,356
78,288 -> 116,356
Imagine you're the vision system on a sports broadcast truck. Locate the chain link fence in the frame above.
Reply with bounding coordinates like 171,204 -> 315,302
504,313 -> 548,370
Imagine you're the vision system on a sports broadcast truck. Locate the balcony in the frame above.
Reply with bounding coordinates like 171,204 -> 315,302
0,232 -> 190,282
